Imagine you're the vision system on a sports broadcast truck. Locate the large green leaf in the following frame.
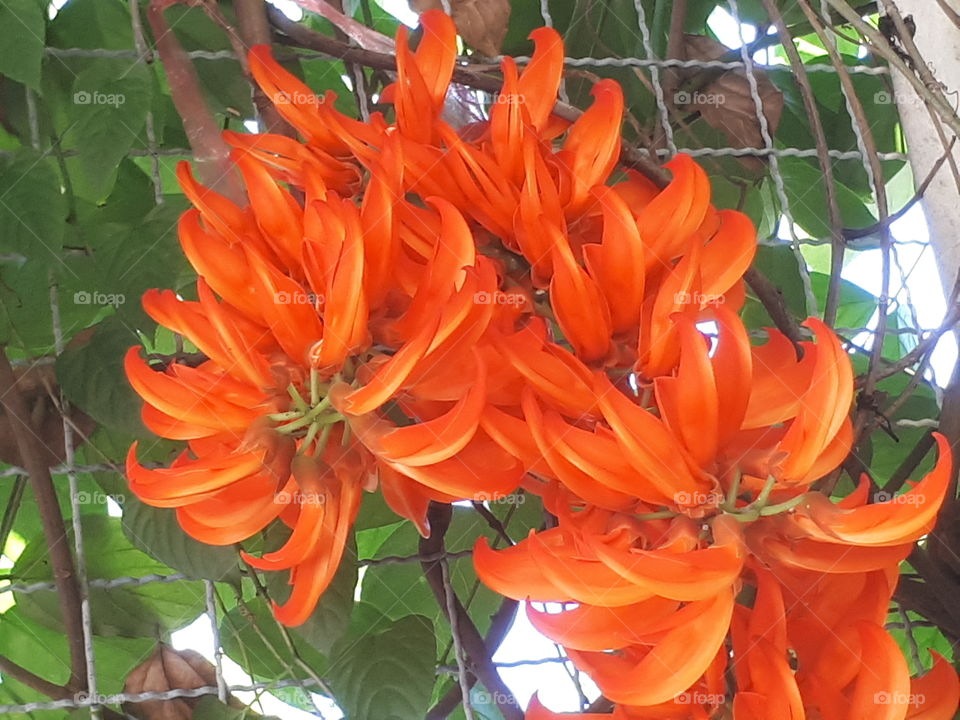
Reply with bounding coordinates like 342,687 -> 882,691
0,148 -> 67,255
0,606 -> 154,695
48,0 -> 134,50
12,514 -> 205,638
219,596 -> 328,682
327,613 -> 436,720
808,272 -> 876,330
121,497 -> 242,584
742,245 -> 808,331
65,62 -> 152,201
56,316 -> 147,433
0,0 -> 45,90
779,157 -> 876,239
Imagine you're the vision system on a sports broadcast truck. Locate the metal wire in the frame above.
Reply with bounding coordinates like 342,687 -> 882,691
0,4 -> 936,718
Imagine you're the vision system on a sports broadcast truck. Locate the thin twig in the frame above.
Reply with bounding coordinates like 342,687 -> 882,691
441,560 -> 474,720
761,0 -> 845,325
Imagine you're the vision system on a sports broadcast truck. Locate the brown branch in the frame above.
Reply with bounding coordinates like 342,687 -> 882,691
426,596 -> 520,719
471,501 -> 514,547
0,350 -> 87,691
884,430 -> 936,495
744,267 -> 806,352
420,503 -> 523,720
0,655 -> 74,701
234,0 -> 297,136
147,0 -> 245,203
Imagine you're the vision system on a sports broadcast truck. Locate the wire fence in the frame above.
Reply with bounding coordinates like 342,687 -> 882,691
0,0 -> 948,717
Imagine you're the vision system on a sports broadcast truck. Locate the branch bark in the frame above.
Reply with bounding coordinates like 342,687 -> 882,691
147,0 -> 245,203
0,350 -> 87,691
419,503 -> 522,720
234,0 -> 297,136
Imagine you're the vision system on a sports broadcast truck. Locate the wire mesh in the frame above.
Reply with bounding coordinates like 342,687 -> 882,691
0,0 -> 950,717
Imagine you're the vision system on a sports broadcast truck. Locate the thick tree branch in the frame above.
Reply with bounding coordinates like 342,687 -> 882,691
0,350 -> 86,691
147,0 -> 245,203
234,0 -> 297,136
420,503 -> 522,720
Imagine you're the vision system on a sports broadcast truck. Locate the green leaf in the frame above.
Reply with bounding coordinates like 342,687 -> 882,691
56,316 -> 147,433
327,614 -> 436,720
0,148 -> 67,255
65,62 -> 152,201
0,0 -> 45,90
808,272 -> 876,329
191,696 -> 282,720
779,157 -> 876,239
742,245 -> 808,330
12,514 -> 205,637
0,607 -> 154,695
361,498 -> 540,644
219,597 -> 328,682
121,496 -> 242,584
264,532 -> 358,655
48,0 -> 134,50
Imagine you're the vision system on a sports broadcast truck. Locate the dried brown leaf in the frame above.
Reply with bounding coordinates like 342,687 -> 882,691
409,0 -> 511,57
676,34 -> 784,169
122,645 -> 236,720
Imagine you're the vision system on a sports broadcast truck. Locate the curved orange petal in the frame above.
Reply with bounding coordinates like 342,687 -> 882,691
567,588 -> 734,706
907,652 -> 960,720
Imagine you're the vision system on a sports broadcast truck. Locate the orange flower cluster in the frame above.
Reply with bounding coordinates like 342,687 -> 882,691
125,10 -> 959,717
